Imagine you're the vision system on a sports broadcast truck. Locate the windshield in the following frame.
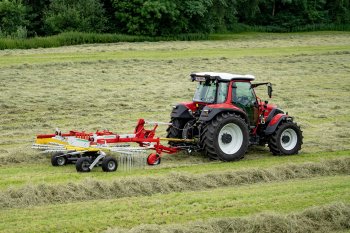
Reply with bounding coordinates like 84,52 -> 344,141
193,82 -> 228,103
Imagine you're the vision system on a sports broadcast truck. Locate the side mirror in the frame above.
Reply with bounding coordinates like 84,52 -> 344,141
267,83 -> 273,98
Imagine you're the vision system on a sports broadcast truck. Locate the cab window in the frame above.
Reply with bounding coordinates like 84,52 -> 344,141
232,82 -> 256,106
216,82 -> 228,103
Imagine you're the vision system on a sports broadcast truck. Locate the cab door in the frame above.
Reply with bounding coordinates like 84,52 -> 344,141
232,81 -> 259,126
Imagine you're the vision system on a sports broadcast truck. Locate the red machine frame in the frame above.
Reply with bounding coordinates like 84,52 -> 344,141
35,118 -> 183,165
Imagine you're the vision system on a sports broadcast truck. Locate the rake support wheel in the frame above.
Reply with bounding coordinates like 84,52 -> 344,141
76,157 -> 91,172
102,156 -> 118,172
51,152 -> 67,166
147,153 -> 161,165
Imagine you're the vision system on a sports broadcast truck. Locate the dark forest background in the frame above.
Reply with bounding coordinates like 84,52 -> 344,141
1,0 -> 350,38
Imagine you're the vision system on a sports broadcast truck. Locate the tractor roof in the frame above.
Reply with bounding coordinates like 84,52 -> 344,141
191,72 -> 255,81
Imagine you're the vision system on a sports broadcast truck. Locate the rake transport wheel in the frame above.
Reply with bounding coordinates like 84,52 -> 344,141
51,152 -> 67,166
166,118 -> 188,146
76,157 -> 91,172
268,121 -> 303,155
102,156 -> 118,172
147,153 -> 161,165
202,113 -> 249,161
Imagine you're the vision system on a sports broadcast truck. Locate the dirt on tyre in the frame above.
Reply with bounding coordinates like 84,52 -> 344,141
102,156 -> 118,172
268,121 -> 303,155
76,157 -> 92,172
202,113 -> 249,161
51,152 -> 67,166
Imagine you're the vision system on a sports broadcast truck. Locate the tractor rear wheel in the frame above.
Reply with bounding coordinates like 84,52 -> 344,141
102,156 -> 118,172
200,123 -> 219,160
202,113 -> 249,161
76,157 -> 91,172
268,121 -> 303,155
166,118 -> 188,146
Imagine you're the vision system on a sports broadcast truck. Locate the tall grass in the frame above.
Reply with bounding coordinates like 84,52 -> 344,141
0,32 -> 209,50
230,23 -> 350,33
1,24 -> 349,50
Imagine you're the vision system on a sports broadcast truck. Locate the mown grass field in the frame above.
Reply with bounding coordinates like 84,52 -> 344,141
0,32 -> 350,232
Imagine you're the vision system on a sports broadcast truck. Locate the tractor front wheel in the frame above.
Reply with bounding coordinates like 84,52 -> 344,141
76,157 -> 91,172
268,121 -> 303,155
202,113 -> 249,161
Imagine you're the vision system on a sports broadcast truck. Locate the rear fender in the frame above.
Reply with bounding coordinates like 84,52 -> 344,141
199,107 -> 248,123
170,104 -> 195,119
264,114 -> 293,135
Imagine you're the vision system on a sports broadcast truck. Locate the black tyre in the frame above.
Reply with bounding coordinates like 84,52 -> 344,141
166,118 -> 188,146
268,121 -> 303,155
202,113 -> 249,161
200,123 -> 220,160
76,157 -> 91,172
101,156 -> 118,172
51,152 -> 67,166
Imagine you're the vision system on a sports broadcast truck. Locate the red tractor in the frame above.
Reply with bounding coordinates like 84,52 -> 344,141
167,72 -> 303,161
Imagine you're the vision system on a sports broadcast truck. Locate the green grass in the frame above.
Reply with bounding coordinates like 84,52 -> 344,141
0,150 -> 348,190
0,31 -> 350,232
0,45 -> 349,67
0,31 -> 349,158
0,24 -> 349,50
0,31 -> 209,50
108,202 -> 350,233
0,175 -> 348,232
0,157 -> 348,210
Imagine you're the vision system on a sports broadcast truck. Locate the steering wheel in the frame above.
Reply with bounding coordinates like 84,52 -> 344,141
237,96 -> 250,106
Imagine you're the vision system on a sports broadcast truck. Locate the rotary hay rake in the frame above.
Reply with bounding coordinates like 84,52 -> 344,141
32,119 -> 195,172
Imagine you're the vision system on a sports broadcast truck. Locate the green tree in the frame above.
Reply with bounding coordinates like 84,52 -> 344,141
23,0 -> 50,36
0,0 -> 28,38
44,0 -> 107,34
100,0 -> 119,32
327,0 -> 350,23
208,0 -> 238,32
112,0 -> 220,35
175,0 -> 214,33
113,0 -> 179,35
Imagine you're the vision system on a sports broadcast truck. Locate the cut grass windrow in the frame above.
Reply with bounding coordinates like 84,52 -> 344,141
0,150 -> 349,190
0,176 -> 349,232
105,202 -> 350,233
0,157 -> 349,209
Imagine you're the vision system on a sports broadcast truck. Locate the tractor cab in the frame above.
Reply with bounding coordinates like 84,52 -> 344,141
191,72 -> 259,125
191,73 -> 230,104
191,72 -> 275,128
168,72 -> 302,162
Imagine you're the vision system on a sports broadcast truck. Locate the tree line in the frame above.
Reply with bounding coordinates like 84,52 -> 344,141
1,0 -> 349,38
